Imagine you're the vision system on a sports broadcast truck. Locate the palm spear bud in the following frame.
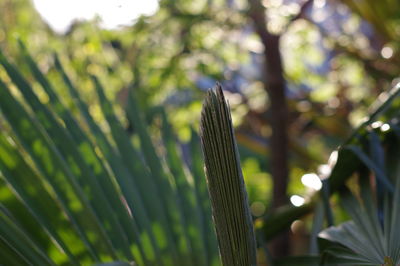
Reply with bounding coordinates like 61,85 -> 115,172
200,83 -> 257,266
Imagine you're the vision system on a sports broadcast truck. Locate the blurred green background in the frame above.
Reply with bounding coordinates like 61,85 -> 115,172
0,0 -> 399,264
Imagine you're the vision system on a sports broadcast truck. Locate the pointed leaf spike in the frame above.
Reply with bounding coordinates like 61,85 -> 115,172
200,83 -> 257,266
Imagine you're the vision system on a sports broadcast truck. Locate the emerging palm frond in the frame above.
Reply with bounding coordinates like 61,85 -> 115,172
200,84 -> 257,266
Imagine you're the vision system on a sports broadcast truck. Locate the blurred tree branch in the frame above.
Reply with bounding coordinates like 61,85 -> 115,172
284,0 -> 314,32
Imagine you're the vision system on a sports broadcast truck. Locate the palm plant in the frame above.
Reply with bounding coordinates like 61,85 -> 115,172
0,40 -> 262,265
274,82 -> 400,265
1,41 -> 400,266
0,43 -> 220,265
318,84 -> 400,265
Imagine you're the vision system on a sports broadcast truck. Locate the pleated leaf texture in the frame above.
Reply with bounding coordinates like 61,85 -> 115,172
200,84 -> 257,266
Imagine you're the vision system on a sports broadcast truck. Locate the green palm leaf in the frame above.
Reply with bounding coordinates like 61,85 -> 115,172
0,44 -> 222,265
319,127 -> 400,265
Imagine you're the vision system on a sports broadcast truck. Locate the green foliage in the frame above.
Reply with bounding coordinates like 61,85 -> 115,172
318,93 -> 400,264
0,46 -> 220,265
1,39 -> 400,266
1,0 -> 400,261
340,0 -> 400,43
258,82 -> 400,265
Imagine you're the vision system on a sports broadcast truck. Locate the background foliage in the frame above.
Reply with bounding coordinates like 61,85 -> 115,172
0,0 -> 400,265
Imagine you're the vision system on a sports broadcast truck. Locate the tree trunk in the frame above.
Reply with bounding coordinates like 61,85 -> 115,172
262,33 -> 289,210
248,0 -> 290,257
